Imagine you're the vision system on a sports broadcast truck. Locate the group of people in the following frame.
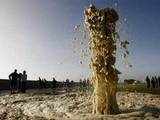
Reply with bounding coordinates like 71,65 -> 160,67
38,77 -> 48,89
9,69 -> 27,94
79,78 -> 90,92
145,76 -> 160,89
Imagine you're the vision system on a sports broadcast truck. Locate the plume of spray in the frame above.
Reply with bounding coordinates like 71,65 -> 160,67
72,1 -> 132,78
72,1 -> 132,114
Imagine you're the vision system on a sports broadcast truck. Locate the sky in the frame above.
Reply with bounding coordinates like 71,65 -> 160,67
0,0 -> 160,81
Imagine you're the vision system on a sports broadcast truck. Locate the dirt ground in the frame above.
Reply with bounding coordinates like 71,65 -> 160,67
0,89 -> 160,120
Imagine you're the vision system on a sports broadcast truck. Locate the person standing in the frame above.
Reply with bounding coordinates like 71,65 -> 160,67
145,76 -> 150,89
65,79 -> 70,92
158,76 -> 160,87
18,73 -> 23,92
52,77 -> 57,89
21,70 -> 27,93
43,78 -> 47,88
38,77 -> 42,89
151,77 -> 155,89
155,76 -> 158,88
9,69 -> 19,94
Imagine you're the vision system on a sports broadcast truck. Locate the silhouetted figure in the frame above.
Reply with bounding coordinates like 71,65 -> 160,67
44,78 -> 47,88
86,78 -> 90,90
158,76 -> 160,87
155,76 -> 158,88
65,79 -> 70,92
18,73 -> 23,92
21,71 -> 27,93
9,69 -> 19,94
151,77 -> 155,89
145,76 -> 150,89
83,79 -> 87,87
42,78 -> 46,88
39,77 -> 42,89
71,80 -> 74,87
79,79 -> 83,92
52,77 -> 57,88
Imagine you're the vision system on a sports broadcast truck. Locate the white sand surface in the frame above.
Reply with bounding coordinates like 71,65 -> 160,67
0,89 -> 160,120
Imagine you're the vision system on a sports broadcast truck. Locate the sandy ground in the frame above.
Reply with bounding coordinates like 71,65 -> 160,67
0,89 -> 160,120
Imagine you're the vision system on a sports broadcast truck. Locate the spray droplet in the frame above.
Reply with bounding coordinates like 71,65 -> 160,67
114,2 -> 118,7
124,18 -> 127,22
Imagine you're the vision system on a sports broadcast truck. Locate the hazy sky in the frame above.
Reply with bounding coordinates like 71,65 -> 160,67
0,0 -> 160,81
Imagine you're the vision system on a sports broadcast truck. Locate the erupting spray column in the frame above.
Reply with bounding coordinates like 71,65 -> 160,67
84,5 -> 119,114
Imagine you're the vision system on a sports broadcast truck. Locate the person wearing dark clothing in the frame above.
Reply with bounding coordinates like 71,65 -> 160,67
52,77 -> 57,88
155,76 -> 158,88
39,77 -> 42,89
9,69 -> 19,94
43,79 -> 47,88
18,73 -> 23,92
158,76 -> 160,87
65,79 -> 70,92
42,78 -> 46,89
145,76 -> 150,89
21,71 -> 27,93
151,77 -> 155,89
